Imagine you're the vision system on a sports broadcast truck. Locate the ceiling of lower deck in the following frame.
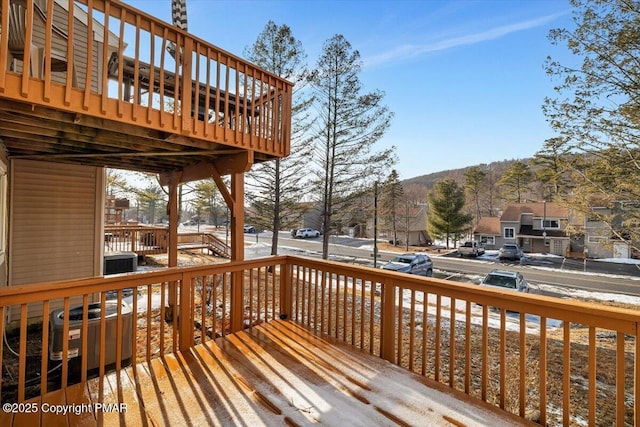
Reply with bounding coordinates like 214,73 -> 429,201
0,99 -> 268,174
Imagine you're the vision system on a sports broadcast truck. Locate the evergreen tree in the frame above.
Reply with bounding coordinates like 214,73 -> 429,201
309,34 -> 395,259
137,184 -> 166,224
498,161 -> 532,203
381,170 -> 404,246
192,180 -> 226,227
427,178 -> 472,249
244,21 -> 313,255
484,163 -> 499,217
463,166 -> 487,225
532,137 -> 572,201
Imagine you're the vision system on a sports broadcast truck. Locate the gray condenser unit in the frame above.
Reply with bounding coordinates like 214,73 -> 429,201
49,300 -> 133,372
104,251 -> 137,275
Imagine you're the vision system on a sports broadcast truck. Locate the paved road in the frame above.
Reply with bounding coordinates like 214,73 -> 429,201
238,231 -> 640,297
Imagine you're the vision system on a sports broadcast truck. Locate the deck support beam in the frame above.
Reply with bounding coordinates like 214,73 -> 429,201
230,172 -> 245,333
165,171 -> 181,318
158,151 -> 253,186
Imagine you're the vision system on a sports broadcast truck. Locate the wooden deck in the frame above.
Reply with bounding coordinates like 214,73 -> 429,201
1,320 -> 531,427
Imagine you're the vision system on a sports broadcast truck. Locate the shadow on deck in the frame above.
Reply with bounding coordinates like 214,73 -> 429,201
3,320 -> 532,426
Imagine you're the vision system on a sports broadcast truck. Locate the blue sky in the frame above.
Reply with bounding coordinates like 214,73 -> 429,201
126,0 -> 574,181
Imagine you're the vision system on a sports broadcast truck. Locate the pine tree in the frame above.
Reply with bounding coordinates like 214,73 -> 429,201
244,21 -> 313,255
192,180 -> 226,227
310,34 -> 395,259
427,178 -> 472,249
381,170 -> 404,246
532,137 -> 572,201
463,166 -> 487,225
498,161 -> 532,203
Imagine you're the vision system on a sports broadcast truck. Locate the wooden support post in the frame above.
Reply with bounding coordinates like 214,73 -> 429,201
380,279 -> 396,363
166,173 -> 179,321
279,260 -> 292,320
179,272 -> 193,351
230,173 -> 244,261
230,173 -> 244,332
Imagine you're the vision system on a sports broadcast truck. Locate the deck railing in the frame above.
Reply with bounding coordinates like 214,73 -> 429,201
0,0 -> 292,158
0,255 -> 638,426
104,225 -> 168,255
104,225 -> 230,257
177,231 -> 230,258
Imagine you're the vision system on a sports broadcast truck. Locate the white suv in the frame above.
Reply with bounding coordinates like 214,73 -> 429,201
295,228 -> 320,238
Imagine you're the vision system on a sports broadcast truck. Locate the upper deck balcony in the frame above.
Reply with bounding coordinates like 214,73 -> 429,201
0,0 -> 292,175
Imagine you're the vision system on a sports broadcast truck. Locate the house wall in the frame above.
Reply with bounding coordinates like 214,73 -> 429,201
584,235 -> 613,258
8,160 -> 104,320
303,206 -> 323,232
400,230 -> 430,247
13,1 -> 111,92
585,213 -> 614,258
501,221 -> 519,243
475,234 -> 499,250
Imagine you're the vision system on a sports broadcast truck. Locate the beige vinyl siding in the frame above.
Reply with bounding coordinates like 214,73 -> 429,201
13,2 -> 101,91
9,159 -> 100,286
8,160 -> 102,322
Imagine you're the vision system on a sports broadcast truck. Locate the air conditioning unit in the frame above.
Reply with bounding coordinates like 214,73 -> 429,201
49,300 -> 133,372
104,251 -> 137,275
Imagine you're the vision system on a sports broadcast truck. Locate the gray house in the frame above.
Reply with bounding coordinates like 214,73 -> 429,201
473,202 -> 574,256
584,202 -> 638,259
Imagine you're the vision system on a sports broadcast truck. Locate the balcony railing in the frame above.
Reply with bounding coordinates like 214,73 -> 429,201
104,225 -> 230,258
104,225 -> 168,255
0,0 -> 292,159
0,255 -> 638,426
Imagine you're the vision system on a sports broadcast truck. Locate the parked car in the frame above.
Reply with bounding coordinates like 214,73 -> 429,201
498,243 -> 522,260
458,241 -> 485,257
480,270 -> 529,293
381,253 -> 433,277
243,224 -> 255,233
296,228 -> 320,238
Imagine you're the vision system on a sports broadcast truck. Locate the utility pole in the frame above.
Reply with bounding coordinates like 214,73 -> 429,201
543,200 -> 547,250
373,181 -> 379,268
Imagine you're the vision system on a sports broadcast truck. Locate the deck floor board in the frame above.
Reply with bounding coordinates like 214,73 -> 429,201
12,320 -> 533,426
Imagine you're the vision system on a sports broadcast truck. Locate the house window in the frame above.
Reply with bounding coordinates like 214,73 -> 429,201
542,219 -> 559,229
480,236 -> 495,245
588,236 -> 607,244
504,227 -> 515,239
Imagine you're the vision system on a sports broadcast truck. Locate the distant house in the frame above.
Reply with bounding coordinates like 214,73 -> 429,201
473,217 -> 500,250
583,202 -> 639,259
301,202 -> 323,232
473,202 -> 574,256
381,204 -> 431,247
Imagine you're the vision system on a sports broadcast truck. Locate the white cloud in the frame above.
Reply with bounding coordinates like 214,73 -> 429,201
363,12 -> 568,68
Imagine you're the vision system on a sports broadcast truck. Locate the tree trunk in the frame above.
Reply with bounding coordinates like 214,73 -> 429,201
271,159 -> 281,256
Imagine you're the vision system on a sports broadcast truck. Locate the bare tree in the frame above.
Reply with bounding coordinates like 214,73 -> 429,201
309,34 -> 395,259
